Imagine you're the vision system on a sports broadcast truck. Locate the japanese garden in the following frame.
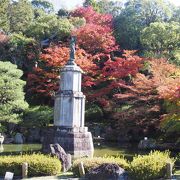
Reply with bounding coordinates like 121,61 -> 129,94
0,0 -> 179,179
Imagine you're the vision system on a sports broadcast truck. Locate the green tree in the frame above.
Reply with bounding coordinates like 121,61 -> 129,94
114,0 -> 173,49
8,0 -> 34,33
0,0 -> 10,32
31,0 -> 54,13
8,33 -> 39,71
171,6 -> 180,22
0,61 -> 28,123
97,0 -> 122,16
23,106 -> 53,127
140,21 -> 180,65
83,0 -> 100,12
26,12 -> 73,40
57,9 -> 69,17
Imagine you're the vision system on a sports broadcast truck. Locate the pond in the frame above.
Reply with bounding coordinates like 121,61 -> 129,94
0,143 -> 146,160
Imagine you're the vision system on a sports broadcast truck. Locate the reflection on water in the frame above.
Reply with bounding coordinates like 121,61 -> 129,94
93,142 -> 146,160
0,145 -> 4,153
0,143 -> 147,159
0,144 -> 42,155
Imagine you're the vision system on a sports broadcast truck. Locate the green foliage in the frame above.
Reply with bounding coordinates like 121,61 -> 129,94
160,113 -> 180,143
9,33 -> 35,47
171,6 -> 180,22
169,49 -> 180,66
31,0 -> 54,13
0,123 -> 7,133
8,33 -> 38,70
0,61 -> 28,123
8,0 -> 34,33
26,13 -> 73,40
23,106 -> 53,127
0,153 -> 61,176
83,0 -> 100,12
114,0 -> 173,49
72,156 -> 129,176
129,151 -> 175,180
69,17 -> 86,29
0,0 -> 10,32
85,104 -> 104,121
97,0 -> 122,16
140,22 -> 180,64
57,9 -> 69,17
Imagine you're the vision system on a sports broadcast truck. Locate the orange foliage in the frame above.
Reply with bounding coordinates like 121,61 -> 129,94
27,45 -> 98,104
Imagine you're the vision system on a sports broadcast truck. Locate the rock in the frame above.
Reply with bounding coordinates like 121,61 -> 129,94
49,143 -> 72,172
86,163 -> 128,180
138,138 -> 156,149
14,133 -> 23,144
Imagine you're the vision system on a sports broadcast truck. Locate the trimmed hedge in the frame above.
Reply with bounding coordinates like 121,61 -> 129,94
0,154 -> 61,177
72,156 -> 129,176
129,151 -> 175,180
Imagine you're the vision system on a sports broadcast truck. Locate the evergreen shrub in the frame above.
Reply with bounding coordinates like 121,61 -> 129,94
129,151 -> 175,180
0,154 -> 61,177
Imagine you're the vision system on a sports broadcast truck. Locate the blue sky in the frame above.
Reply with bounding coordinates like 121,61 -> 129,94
49,0 -> 180,11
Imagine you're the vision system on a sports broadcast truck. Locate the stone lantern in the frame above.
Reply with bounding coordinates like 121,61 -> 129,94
42,37 -> 94,157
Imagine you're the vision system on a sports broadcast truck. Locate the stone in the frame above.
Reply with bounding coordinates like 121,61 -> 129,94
49,144 -> 71,172
4,172 -> 14,180
14,133 -> 23,144
138,138 -> 156,149
42,127 -> 94,158
86,163 -> 128,180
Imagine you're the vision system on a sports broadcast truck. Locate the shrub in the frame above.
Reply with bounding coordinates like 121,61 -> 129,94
72,156 -> 129,176
129,151 -> 175,180
85,104 -> 104,121
22,106 -> 53,127
0,154 -> 61,177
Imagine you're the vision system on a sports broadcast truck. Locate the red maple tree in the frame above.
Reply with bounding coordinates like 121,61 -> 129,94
26,45 -> 98,105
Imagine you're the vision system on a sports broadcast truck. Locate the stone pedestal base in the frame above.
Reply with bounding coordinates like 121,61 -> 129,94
42,126 -> 94,158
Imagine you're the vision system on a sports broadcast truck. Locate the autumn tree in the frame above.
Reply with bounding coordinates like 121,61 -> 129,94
71,6 -> 118,55
26,45 -> 97,105
110,58 -> 180,140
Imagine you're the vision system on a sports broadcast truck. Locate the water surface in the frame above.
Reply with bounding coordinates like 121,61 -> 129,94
0,143 -> 144,159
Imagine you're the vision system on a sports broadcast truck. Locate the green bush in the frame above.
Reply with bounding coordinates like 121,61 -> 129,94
72,156 -> 129,176
85,104 -> 104,121
0,154 -> 61,177
22,106 -> 53,127
129,151 -> 175,180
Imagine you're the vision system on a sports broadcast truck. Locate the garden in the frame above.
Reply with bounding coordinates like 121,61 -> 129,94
0,0 -> 179,179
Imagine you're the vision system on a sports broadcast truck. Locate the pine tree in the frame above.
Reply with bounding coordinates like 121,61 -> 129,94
0,61 -> 28,123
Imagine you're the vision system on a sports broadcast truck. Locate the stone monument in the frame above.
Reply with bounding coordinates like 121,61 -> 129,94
42,36 -> 94,157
